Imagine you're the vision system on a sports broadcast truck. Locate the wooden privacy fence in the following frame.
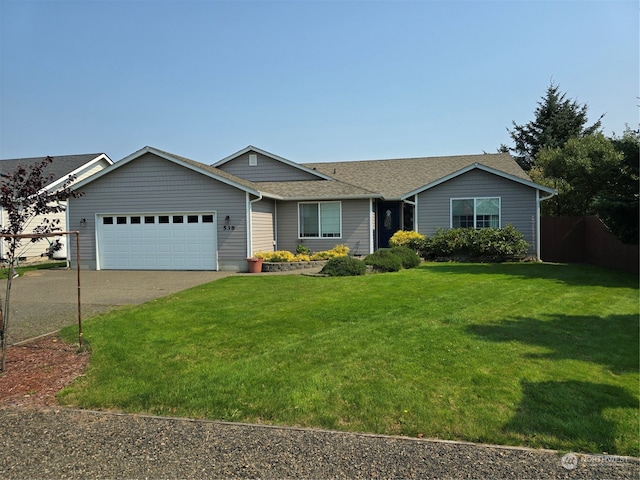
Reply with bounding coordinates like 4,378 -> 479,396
540,216 -> 639,274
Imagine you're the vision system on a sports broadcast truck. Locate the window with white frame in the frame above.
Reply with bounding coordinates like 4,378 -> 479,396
451,197 -> 500,228
299,201 -> 341,238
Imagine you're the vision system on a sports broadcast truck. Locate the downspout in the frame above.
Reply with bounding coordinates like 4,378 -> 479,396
537,189 -> 556,261
273,201 -> 278,251
247,191 -> 263,258
369,198 -> 374,254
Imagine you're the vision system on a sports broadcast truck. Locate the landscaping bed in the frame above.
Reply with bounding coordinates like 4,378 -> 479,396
262,260 -> 327,272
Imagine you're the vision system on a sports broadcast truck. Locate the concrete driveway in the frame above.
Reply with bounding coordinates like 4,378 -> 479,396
6,269 -> 235,344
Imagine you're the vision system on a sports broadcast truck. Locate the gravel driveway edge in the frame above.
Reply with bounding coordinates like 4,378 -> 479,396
1,407 -> 637,479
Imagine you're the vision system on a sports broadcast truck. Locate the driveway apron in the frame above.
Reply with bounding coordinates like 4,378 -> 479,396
6,269 -> 234,344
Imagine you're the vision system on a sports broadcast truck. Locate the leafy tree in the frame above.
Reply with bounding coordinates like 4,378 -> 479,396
0,156 -> 80,371
593,128 -> 639,244
531,133 -> 622,217
505,82 -> 604,170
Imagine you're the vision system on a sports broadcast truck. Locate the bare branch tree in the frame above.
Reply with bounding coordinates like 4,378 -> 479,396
0,156 -> 81,371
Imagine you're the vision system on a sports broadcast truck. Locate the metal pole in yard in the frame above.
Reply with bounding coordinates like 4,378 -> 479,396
74,231 -> 82,347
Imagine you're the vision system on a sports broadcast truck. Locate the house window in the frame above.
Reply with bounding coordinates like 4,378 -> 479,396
116,216 -> 127,225
159,216 -> 170,224
202,215 -> 214,223
103,217 -> 113,225
451,197 -> 500,229
187,215 -> 199,223
299,202 -> 341,238
130,216 -> 141,224
144,216 -> 155,224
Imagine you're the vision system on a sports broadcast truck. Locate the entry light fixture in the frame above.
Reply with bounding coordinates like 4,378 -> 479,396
80,218 -> 87,226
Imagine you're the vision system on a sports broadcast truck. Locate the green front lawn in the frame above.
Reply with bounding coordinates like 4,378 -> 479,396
59,263 -> 639,455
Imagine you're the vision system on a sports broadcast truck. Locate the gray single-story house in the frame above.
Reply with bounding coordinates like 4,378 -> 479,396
0,153 -> 113,260
67,145 -> 556,271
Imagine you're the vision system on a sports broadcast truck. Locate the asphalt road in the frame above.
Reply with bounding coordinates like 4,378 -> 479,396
6,269 -> 235,344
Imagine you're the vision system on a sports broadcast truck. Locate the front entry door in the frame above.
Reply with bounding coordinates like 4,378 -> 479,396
377,202 -> 400,248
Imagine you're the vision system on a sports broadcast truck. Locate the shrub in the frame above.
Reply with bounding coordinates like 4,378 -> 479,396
254,250 -> 295,262
320,256 -> 367,276
364,249 -> 403,272
310,244 -> 350,260
296,244 -> 311,255
423,225 -> 529,261
389,246 -> 421,269
389,230 -> 426,251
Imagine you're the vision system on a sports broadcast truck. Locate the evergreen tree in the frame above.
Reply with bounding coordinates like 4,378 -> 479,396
506,83 -> 604,170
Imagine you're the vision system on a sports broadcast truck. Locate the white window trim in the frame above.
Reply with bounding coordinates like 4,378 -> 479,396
298,201 -> 342,239
450,197 -> 501,229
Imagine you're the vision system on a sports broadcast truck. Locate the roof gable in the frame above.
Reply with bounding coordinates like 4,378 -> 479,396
71,146 -> 262,195
0,153 -> 113,190
214,146 -> 333,181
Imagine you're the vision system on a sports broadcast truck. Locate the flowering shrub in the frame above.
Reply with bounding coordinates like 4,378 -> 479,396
254,250 -> 295,262
389,230 -> 426,250
255,244 -> 349,262
310,244 -> 350,260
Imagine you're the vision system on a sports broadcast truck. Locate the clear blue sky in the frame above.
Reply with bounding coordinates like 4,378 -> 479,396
1,0 -> 637,164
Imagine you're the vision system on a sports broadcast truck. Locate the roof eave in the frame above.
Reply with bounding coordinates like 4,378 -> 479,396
44,153 -> 114,192
277,194 -> 382,201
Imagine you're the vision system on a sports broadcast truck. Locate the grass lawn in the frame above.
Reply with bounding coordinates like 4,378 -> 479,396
59,263 -> 639,456
0,260 -> 66,279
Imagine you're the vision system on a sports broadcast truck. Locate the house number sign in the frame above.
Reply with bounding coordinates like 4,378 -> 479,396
223,225 -> 235,230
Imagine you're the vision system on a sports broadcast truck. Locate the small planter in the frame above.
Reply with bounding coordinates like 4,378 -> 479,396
247,257 -> 263,273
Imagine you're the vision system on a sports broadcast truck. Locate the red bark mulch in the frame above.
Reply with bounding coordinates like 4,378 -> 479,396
0,335 -> 89,408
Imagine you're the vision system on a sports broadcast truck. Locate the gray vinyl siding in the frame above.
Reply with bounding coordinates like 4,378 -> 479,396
416,169 -> 538,253
275,198 -> 371,256
251,198 -> 276,255
69,152 -> 250,270
219,152 -> 320,182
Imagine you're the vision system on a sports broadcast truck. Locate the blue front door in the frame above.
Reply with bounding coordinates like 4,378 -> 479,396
377,202 -> 400,248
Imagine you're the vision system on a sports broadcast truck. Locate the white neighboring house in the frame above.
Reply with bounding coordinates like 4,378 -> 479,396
0,153 -> 113,262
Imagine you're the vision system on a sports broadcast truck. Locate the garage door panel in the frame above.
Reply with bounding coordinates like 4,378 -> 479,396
97,213 -> 217,270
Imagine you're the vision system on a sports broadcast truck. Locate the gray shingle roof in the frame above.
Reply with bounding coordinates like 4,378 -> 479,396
150,148 -> 263,193
0,153 -> 106,186
304,153 -> 530,200
252,180 -> 380,200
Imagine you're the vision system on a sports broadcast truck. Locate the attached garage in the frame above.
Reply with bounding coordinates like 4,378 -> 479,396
96,212 -> 217,270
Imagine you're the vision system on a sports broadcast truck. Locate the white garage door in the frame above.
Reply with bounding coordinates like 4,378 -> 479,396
97,213 -> 217,270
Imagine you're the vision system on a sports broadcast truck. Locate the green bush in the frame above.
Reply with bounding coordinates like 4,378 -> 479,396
389,246 -> 421,269
320,256 -> 367,276
364,249 -> 403,272
423,225 -> 529,261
